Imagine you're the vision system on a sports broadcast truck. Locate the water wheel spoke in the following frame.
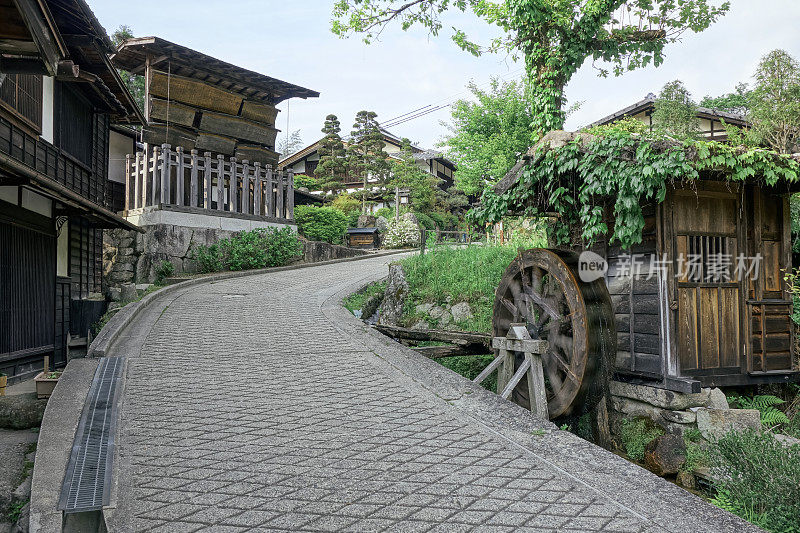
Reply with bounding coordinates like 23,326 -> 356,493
546,346 -> 581,385
542,356 -> 563,392
499,297 -> 518,320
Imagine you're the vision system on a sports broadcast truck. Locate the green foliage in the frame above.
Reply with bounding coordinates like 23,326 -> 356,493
748,49 -> 800,154
294,174 -> 320,190
294,205 -> 349,244
383,218 -> 421,248
414,212 -> 436,231
439,354 -> 496,391
442,78 -> 536,195
728,394 -> 791,428
348,110 -> 390,212
390,138 -> 441,210
652,80 -> 699,139
620,418 -> 664,463
471,131 -> 800,250
8,499 -> 28,524
330,192 -> 362,226
682,428 -> 709,472
154,260 -> 175,284
700,82 -> 751,115
401,243 -> 520,333
317,114 -> 348,193
332,0 -> 728,140
192,228 -> 303,272
710,430 -> 800,533
111,26 -> 145,114
343,281 -> 387,314
583,116 -> 648,137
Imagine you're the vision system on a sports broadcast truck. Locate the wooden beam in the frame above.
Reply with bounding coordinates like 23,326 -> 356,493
12,0 -> 65,76
373,324 -> 491,346
410,345 -> 482,359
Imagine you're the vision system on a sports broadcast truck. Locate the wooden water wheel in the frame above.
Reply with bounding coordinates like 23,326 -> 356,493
492,248 -> 616,419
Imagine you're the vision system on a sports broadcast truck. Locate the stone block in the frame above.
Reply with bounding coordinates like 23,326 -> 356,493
357,214 -> 376,228
696,408 -> 761,440
610,381 -> 710,410
415,303 -> 434,315
0,393 -> 47,429
120,283 -> 137,302
110,271 -> 134,283
644,434 -> 686,476
660,410 -> 696,424
377,264 -> 408,326
450,302 -> 473,323
107,287 -> 122,302
706,388 -> 729,410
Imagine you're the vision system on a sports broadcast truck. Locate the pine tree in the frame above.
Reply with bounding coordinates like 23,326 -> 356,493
389,138 -> 440,213
347,111 -> 389,213
316,115 -> 347,194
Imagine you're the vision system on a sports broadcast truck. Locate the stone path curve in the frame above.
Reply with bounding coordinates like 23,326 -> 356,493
106,254 -> 759,533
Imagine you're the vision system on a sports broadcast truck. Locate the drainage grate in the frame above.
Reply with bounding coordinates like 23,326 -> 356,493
58,357 -> 124,513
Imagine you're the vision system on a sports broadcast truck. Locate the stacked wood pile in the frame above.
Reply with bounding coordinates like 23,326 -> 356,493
142,70 -> 281,166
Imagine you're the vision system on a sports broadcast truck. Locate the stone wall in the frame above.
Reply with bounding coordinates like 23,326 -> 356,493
104,224 -> 370,300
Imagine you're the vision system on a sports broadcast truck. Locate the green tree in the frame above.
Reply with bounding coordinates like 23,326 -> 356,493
442,78 -> 535,195
748,49 -> 800,154
316,115 -> 348,194
652,80 -> 699,140
331,0 -> 728,140
700,82 -> 750,115
390,138 -> 441,213
348,111 -> 389,213
277,130 -> 304,159
111,25 -> 145,114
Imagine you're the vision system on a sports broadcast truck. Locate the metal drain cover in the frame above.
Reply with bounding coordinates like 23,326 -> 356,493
58,357 -> 124,513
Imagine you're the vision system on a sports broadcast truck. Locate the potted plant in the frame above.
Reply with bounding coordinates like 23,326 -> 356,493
34,356 -> 61,399
0,372 -> 6,396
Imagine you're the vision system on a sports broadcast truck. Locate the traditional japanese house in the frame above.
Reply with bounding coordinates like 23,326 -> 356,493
279,128 -> 457,212
588,93 -> 749,142
0,0 -> 144,379
490,131 -> 799,420
111,37 -> 319,227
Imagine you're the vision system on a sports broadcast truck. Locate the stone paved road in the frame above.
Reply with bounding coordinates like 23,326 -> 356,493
107,254 -> 758,533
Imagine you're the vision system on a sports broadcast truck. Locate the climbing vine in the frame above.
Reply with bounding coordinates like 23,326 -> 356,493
470,131 -> 800,249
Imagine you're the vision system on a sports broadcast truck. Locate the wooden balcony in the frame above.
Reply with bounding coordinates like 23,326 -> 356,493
125,144 -> 295,222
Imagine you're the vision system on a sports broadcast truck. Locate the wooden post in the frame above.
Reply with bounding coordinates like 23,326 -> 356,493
265,165 -> 274,218
151,145 -> 160,206
276,170 -> 285,220
204,152 -> 212,209
241,160 -> 250,215
125,153 -> 132,211
490,324 -> 549,420
286,168 -> 294,220
216,154 -> 225,211
160,144 -> 171,205
189,149 -> 198,207
176,146 -> 184,206
230,157 -> 238,213
254,162 -> 262,216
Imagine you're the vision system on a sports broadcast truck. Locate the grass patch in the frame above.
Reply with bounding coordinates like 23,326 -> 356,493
709,429 -> 800,533
400,243 -> 530,333
7,499 -> 27,523
438,354 -> 497,392
343,281 -> 387,315
620,418 -> 664,463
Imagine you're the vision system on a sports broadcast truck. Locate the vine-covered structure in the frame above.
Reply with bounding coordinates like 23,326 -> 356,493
488,131 -> 800,404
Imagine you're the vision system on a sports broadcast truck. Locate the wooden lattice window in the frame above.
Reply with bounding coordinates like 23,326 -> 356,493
0,74 -> 43,131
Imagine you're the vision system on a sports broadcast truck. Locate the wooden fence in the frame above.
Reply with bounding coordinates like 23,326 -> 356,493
125,144 -> 294,221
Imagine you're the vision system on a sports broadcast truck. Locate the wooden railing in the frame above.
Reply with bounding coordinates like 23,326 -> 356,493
125,144 -> 294,221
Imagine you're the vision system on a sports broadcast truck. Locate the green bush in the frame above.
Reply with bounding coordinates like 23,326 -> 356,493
294,174 -> 319,190
728,394 -> 791,428
374,207 -> 393,220
710,429 -> 800,533
620,418 -> 664,462
154,260 -> 175,284
414,211 -> 436,231
383,218 -> 421,248
294,205 -> 349,244
192,227 -> 302,273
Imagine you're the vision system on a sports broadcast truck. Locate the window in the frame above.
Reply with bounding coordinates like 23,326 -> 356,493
55,83 -> 92,165
0,74 -> 43,130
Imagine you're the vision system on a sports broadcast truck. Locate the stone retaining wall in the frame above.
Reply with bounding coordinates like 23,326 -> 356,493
104,224 -> 370,299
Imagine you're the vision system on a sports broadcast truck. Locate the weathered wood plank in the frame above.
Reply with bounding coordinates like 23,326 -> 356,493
235,144 -> 279,166
141,124 -> 196,150
241,100 -> 279,125
195,132 -> 236,155
373,324 -> 491,345
411,345 -> 481,359
492,337 -> 548,354
149,97 -> 197,128
200,111 -> 279,146
150,70 -> 242,115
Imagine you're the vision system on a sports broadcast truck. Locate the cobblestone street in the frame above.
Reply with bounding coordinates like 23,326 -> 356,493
107,255 -> 757,533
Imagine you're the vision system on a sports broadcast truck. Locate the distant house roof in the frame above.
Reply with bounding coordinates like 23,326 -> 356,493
278,129 -> 454,169
587,93 -> 750,129
112,36 -> 319,105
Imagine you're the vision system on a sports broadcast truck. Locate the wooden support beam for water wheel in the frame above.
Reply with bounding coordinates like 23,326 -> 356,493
492,248 -> 616,419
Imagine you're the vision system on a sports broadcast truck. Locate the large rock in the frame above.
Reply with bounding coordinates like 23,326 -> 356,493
0,393 -> 47,430
377,264 -> 408,326
375,216 -> 389,232
706,388 -> 729,410
120,283 -> 137,302
357,214 -> 377,228
610,381 -> 710,410
644,434 -> 686,476
450,302 -> 473,323
696,408 -> 761,440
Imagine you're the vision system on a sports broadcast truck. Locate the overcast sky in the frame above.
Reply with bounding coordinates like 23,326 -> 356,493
93,1 -> 800,152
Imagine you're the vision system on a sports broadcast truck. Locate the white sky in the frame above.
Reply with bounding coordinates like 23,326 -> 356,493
92,0 -> 800,151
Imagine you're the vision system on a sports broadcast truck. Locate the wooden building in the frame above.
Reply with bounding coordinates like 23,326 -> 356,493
279,128 -> 456,212
492,132 -> 798,417
588,93 -> 749,142
0,0 -> 144,380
